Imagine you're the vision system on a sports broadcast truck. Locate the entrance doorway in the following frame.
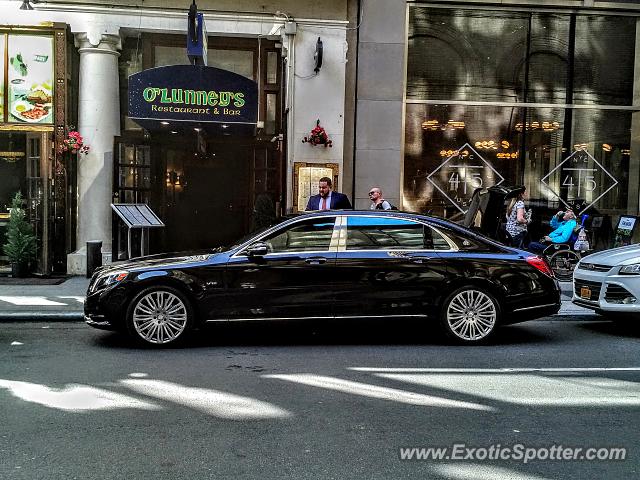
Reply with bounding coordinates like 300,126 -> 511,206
113,135 -> 282,258
0,131 -> 54,274
163,142 -> 251,251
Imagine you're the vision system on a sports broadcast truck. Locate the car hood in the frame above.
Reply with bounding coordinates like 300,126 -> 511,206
580,244 -> 640,266
97,249 -> 223,273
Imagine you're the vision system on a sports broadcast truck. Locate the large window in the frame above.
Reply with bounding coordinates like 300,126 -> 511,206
405,7 -> 640,221
154,46 -> 254,80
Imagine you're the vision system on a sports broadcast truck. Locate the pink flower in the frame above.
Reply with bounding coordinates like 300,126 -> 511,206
61,128 -> 90,156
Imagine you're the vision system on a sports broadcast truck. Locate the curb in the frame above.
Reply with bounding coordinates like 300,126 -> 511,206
547,314 -> 598,321
0,312 -> 85,322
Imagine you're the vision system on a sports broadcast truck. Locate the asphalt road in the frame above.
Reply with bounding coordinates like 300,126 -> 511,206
1,318 -> 639,480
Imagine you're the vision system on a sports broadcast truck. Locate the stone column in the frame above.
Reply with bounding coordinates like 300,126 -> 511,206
67,32 -> 121,275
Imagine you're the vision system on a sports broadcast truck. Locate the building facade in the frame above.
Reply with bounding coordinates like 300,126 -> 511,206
0,0 -> 353,274
354,0 -> 640,246
3,0 -> 640,276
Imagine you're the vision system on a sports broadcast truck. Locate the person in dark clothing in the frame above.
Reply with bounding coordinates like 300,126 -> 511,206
305,177 -> 352,211
251,193 -> 277,231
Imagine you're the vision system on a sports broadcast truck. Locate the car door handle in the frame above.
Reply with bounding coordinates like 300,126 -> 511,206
305,257 -> 327,265
410,257 -> 432,264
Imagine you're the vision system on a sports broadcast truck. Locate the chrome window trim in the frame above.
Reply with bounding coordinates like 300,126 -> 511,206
338,214 -> 458,252
231,214 -> 340,259
205,313 -> 428,323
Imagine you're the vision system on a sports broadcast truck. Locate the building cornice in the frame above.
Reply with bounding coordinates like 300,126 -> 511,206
19,2 -> 349,30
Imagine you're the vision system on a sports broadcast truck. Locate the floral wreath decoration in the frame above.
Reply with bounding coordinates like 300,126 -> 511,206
302,119 -> 332,148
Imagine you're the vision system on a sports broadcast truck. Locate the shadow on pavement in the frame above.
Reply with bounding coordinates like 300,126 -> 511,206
576,319 -> 640,339
89,318 -> 553,350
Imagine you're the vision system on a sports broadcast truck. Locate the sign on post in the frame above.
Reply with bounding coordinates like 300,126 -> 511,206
613,215 -> 638,248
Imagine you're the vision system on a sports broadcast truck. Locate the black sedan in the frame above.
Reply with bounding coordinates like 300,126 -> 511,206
85,211 -> 561,346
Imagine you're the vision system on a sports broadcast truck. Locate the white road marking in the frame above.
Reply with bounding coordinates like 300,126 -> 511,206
0,296 -> 66,306
377,373 -> 640,407
0,379 -> 161,412
350,367 -> 640,373
121,379 -> 292,420
264,374 -> 493,411
57,296 -> 85,304
432,463 -> 553,480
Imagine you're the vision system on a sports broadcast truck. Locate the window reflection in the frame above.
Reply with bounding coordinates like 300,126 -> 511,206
574,16 -> 635,106
404,104 -> 523,217
407,9 -> 528,102
524,14 -> 570,104
405,7 -> 639,218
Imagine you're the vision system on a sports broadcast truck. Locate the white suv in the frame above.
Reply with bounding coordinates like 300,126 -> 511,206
572,244 -> 640,317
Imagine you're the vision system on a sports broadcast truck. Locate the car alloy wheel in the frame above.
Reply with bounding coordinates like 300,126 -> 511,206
129,287 -> 191,345
443,288 -> 498,342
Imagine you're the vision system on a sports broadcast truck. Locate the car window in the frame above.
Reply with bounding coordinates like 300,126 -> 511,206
427,226 -> 452,250
263,217 -> 337,253
345,216 -> 449,250
434,224 -> 493,251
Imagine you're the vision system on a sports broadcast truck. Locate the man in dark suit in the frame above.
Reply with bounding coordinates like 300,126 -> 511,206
305,176 -> 352,211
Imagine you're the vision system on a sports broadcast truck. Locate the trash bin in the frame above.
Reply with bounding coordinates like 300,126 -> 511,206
86,240 -> 102,278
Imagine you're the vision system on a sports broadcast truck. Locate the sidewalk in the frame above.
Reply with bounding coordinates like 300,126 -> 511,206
0,276 -> 89,321
0,277 -> 594,321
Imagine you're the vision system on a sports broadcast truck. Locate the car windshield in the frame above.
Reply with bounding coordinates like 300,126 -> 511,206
223,216 -> 293,251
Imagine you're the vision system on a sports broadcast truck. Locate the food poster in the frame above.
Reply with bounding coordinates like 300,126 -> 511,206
7,35 -> 54,124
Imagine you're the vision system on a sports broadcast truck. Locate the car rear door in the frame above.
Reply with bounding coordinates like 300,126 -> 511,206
332,214 -> 451,319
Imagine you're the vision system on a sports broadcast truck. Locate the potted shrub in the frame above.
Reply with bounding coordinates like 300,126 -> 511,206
2,192 -> 37,277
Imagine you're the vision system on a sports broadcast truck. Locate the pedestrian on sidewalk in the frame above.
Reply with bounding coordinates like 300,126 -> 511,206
368,187 -> 396,210
305,177 -> 352,211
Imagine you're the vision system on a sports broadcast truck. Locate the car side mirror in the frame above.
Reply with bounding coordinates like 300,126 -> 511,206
246,242 -> 269,258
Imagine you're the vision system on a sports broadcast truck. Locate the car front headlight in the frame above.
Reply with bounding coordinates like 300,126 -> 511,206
620,264 -> 640,275
91,270 -> 129,292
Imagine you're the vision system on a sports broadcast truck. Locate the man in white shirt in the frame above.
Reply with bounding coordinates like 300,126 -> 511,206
368,187 -> 392,210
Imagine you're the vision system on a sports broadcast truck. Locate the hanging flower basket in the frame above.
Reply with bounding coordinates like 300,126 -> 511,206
58,128 -> 90,155
302,119 -> 332,148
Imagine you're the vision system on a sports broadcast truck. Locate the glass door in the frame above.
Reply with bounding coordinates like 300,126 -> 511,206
0,130 -> 51,274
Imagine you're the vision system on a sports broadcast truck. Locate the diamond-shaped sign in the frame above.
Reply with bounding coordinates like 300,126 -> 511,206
540,149 -> 618,213
427,143 -> 504,213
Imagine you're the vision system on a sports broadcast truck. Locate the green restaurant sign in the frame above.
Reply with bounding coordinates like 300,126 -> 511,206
128,65 -> 258,127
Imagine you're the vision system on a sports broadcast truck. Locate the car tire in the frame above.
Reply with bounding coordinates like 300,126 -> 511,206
440,287 -> 500,344
126,286 -> 193,346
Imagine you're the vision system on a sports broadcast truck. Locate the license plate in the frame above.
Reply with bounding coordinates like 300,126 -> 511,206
580,286 -> 591,300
